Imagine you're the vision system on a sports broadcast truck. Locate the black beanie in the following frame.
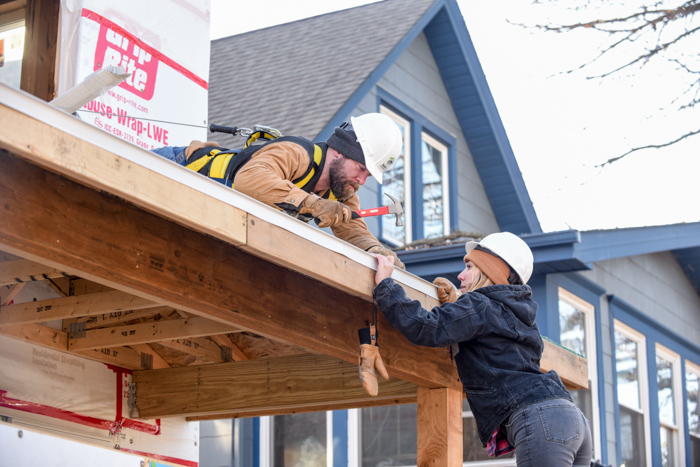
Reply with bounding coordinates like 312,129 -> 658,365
326,125 -> 366,166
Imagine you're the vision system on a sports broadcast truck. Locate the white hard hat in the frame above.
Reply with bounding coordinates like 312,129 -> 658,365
351,113 -> 403,184
464,232 -> 534,284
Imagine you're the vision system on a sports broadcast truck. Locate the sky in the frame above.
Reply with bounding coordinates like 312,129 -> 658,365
209,0 -> 700,233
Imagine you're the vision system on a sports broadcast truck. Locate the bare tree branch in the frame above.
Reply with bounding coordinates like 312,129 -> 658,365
597,128 -> 700,166
521,0 -> 700,165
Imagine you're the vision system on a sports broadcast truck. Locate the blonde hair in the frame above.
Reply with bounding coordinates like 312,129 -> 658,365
466,263 -> 495,292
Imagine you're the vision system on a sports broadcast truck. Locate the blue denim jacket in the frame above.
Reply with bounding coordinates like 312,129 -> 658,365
373,278 -> 572,446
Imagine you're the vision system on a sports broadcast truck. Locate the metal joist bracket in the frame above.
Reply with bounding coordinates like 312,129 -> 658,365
69,322 -> 86,339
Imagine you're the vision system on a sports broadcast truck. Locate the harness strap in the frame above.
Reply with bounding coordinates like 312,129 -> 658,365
293,145 -> 322,189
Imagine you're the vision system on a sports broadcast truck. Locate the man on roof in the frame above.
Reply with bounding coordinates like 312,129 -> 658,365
152,112 -> 405,269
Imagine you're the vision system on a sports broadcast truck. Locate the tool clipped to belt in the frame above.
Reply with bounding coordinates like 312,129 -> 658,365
209,123 -> 282,148
358,300 -> 389,397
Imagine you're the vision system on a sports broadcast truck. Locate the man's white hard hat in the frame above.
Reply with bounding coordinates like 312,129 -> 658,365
464,232 -> 534,285
351,113 -> 403,184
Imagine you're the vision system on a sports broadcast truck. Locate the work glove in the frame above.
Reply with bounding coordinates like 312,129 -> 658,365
299,194 -> 351,228
359,344 -> 389,396
185,140 -> 220,160
358,324 -> 389,397
433,277 -> 461,304
367,245 -> 405,270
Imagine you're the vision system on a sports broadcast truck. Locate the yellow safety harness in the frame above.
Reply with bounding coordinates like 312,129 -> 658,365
184,132 -> 337,201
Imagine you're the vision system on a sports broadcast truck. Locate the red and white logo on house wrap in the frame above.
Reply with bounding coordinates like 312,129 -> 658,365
85,8 -> 207,101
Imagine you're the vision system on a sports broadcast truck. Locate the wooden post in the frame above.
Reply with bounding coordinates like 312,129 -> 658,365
20,0 -> 60,101
417,386 -> 463,467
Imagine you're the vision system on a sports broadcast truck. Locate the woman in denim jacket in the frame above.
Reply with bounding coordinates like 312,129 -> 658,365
373,232 -> 592,466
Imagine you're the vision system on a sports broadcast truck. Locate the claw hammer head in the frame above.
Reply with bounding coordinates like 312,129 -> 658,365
384,193 -> 404,227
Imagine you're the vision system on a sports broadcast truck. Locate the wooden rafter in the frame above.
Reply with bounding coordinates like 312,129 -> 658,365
158,336 -> 227,363
128,343 -> 171,370
0,290 -> 157,326
0,258 -> 68,286
62,306 -> 172,331
210,334 -> 249,361
67,316 -> 240,351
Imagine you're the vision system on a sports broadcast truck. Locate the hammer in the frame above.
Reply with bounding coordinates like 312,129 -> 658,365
351,193 -> 404,227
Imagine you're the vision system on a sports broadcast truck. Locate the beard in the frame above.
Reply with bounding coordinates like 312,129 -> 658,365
328,157 -> 360,201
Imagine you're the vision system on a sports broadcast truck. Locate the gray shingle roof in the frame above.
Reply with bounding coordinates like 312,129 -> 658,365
208,0 -> 435,148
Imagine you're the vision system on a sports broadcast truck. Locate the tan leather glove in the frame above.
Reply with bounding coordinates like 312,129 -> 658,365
433,277 -> 461,304
359,344 -> 389,396
366,245 -> 405,270
299,194 -> 351,228
185,140 -> 220,160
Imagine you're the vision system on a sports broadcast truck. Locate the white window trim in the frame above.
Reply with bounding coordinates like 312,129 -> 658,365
259,415 -> 272,467
379,104 -> 412,245
614,319 -> 652,467
686,360 -> 700,446
656,344 -> 685,466
348,408 -> 360,467
558,288 -> 601,460
420,131 -> 450,238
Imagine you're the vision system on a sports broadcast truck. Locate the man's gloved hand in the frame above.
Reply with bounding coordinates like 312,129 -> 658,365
299,194 -> 351,228
367,245 -> 405,270
433,277 -> 461,304
185,140 -> 220,160
359,343 -> 389,397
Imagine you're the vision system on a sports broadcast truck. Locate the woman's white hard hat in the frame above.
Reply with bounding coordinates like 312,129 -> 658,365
351,113 -> 403,184
465,232 -> 534,284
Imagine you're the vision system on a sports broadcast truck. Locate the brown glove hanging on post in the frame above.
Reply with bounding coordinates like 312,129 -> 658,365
433,277 -> 461,304
358,325 -> 389,397
185,140 -> 220,160
299,194 -> 352,228
366,245 -> 405,270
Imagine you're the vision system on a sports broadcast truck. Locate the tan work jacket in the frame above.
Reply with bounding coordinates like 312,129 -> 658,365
233,141 -> 381,251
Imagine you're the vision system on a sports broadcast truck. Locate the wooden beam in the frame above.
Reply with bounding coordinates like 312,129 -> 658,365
133,354 -> 418,419
1,283 -> 24,306
541,339 -> 589,390
0,258 -> 68,286
0,290 -> 157,326
0,322 -> 67,351
417,386 -> 463,467
0,1 -> 27,16
20,0 -> 59,101
62,306 -> 171,331
157,336 -> 226,363
0,152 -> 462,390
128,343 -> 171,370
210,334 -> 248,361
68,316 -> 239,351
74,346 -> 146,370
0,322 -> 154,369
186,396 -> 418,421
0,104 -> 248,248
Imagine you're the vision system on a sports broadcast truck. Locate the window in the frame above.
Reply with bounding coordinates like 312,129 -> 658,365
686,360 -> 700,466
421,132 -> 449,240
558,288 -> 601,459
655,345 -> 683,467
379,105 -> 412,246
614,321 -> 651,467
268,412 -> 330,466
462,398 -> 514,464
0,8 -> 25,89
378,96 -> 454,247
361,405 -> 417,466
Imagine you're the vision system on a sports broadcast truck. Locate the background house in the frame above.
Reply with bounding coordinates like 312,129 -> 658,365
200,0 -> 700,466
